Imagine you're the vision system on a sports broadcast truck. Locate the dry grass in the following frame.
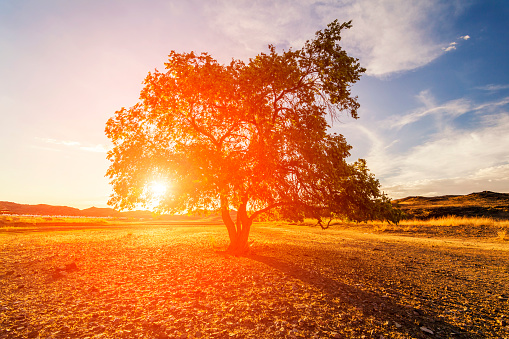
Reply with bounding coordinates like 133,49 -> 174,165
0,215 -> 115,226
326,216 -> 509,240
4,215 -> 509,241
498,229 -> 509,241
398,216 -> 509,228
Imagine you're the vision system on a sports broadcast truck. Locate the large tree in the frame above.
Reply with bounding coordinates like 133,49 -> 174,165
105,20 -> 400,254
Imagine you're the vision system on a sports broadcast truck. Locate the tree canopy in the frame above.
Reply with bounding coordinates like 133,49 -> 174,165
105,20 -> 400,254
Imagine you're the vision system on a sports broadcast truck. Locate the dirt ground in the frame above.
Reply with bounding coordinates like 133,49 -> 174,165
1,222 -> 508,338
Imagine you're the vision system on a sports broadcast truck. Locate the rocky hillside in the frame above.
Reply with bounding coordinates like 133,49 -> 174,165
393,191 -> 509,219
2,191 -> 509,220
0,201 -> 153,218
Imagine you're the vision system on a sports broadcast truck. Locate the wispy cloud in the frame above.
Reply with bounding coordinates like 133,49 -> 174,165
393,115 -> 509,179
203,0 -> 322,56
442,35 -> 471,53
206,0 -> 470,76
37,138 -> 109,153
476,84 -> 509,92
472,96 -> 509,111
383,172 -> 509,199
443,42 -> 457,52
382,90 -> 471,130
381,92 -> 509,132
42,139 -> 81,147
357,93 -> 509,198
79,145 -> 110,153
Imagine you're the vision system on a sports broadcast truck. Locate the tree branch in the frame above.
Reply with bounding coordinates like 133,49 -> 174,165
186,103 -> 222,147
249,202 -> 291,221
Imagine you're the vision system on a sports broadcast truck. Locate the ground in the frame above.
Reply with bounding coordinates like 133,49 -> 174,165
1,221 -> 509,338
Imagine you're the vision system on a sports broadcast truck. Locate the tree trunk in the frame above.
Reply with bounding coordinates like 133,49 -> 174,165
220,195 -> 237,247
220,196 -> 252,255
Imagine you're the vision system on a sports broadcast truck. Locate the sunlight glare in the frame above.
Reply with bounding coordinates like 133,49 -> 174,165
149,181 -> 167,198
145,181 -> 169,211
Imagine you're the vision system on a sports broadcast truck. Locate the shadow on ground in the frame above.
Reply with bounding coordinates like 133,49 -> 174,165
249,252 -> 472,338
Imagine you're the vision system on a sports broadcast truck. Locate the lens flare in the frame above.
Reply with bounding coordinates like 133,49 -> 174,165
149,181 -> 167,198
145,181 -> 168,211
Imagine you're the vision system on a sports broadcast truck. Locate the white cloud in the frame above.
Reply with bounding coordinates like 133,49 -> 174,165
473,96 -> 509,112
205,0 -> 470,76
79,145 -> 110,153
355,94 -> 509,198
382,90 -> 472,130
384,174 -> 509,199
393,122 -> 509,180
340,0 -> 450,76
40,138 -> 81,147
476,84 -> 509,92
443,35 -> 471,53
38,138 -> 109,153
203,0 -> 322,57
473,164 -> 509,181
443,43 -> 457,52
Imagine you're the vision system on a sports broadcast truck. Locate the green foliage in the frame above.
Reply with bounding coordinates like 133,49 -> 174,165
105,20 -> 400,250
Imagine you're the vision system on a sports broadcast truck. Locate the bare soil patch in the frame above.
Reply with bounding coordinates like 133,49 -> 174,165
1,223 -> 509,338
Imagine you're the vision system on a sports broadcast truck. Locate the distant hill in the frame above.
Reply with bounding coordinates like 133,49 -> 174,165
0,201 -> 153,218
2,191 -> 509,219
392,191 -> 509,219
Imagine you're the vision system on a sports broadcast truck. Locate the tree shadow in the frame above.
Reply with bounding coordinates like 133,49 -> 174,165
247,252 -> 473,338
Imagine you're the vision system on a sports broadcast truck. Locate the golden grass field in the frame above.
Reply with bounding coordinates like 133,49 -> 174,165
1,216 -> 509,338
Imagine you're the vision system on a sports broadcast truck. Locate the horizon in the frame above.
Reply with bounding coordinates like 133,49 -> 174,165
1,1 -> 509,209
3,190 -> 508,212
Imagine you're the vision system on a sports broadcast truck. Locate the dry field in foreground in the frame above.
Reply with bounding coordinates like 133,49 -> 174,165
1,221 -> 509,339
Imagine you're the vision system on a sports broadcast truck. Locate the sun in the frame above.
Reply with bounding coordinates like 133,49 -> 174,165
149,181 -> 167,198
145,181 -> 169,211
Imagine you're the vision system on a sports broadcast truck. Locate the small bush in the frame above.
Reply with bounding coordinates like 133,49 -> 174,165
498,230 -> 508,241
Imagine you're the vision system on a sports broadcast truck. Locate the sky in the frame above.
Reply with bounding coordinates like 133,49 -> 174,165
1,0 -> 508,209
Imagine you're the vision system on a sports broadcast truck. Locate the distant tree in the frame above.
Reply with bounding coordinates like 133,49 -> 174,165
105,20 -> 401,254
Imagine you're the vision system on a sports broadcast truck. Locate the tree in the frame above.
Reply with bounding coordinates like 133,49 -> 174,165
105,20 -> 400,254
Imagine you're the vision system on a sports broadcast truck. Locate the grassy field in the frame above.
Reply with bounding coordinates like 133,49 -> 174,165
1,218 -> 509,338
350,216 -> 509,240
0,215 -> 114,227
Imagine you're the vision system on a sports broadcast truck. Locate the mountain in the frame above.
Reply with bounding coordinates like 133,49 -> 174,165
80,207 -> 122,217
392,191 -> 509,219
0,201 -> 82,216
2,191 -> 509,219
0,201 -> 152,218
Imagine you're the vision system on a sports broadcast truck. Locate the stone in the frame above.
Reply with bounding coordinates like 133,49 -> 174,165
51,271 -> 64,280
420,326 -> 434,335
65,262 -> 78,271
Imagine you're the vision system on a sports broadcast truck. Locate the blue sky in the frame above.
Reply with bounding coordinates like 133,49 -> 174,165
1,0 -> 508,208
